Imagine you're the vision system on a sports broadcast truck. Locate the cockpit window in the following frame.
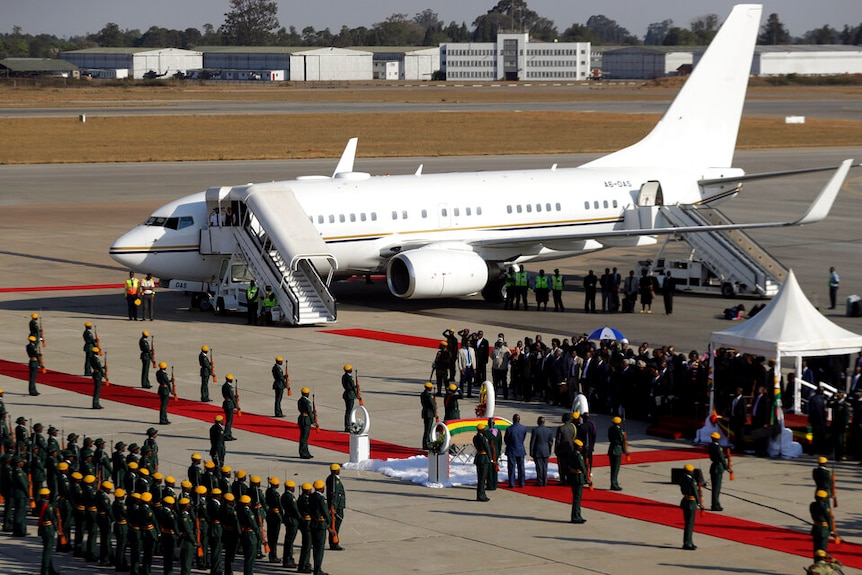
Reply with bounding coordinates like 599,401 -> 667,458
144,216 -> 194,230
177,216 -> 194,230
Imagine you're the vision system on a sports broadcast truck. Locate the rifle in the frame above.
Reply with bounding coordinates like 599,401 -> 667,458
210,349 -> 217,383
61,427 -> 65,451
28,422 -> 35,509
39,317 -> 46,348
195,516 -> 204,557
831,466 -> 838,508
151,336 -> 157,368
171,366 -> 178,401
726,447 -> 735,481
355,369 -> 364,406
55,507 -> 68,546
258,508 -> 270,553
586,458 -> 594,491
94,327 -> 103,356
329,505 -> 339,544
103,349 -> 110,386
829,504 -> 841,544
433,395 -> 439,423
235,379 -> 242,417
286,360 -> 291,396
697,478 -> 704,517
312,394 -> 320,432
623,428 -> 631,462
38,348 -> 47,374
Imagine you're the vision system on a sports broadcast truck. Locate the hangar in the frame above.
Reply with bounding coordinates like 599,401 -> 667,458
364,47 -> 440,81
60,47 -> 202,79
0,57 -> 79,78
441,33 -> 590,81
750,45 -> 862,76
601,46 -> 699,79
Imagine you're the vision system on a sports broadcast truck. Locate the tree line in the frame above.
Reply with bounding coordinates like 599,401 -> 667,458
1,0 -> 860,60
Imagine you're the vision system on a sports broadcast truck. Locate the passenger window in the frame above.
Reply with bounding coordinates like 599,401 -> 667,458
477,207 -> 482,215
516,205 -> 522,213
612,200 -> 618,208
318,215 -> 324,224
392,211 -> 398,220
536,204 -> 542,212
421,209 -> 427,218
454,208 -> 460,216
526,205 -> 532,213
371,212 -> 377,221
603,200 -> 608,208
556,203 -> 561,211
360,213 -> 367,221
350,214 -> 356,222
402,210 -> 408,219
545,203 -> 551,212
441,208 -> 448,217
506,205 -> 512,214
339,214 -> 345,223
584,201 -> 589,210
328,215 -> 335,223
466,207 -> 471,216
594,201 -> 599,209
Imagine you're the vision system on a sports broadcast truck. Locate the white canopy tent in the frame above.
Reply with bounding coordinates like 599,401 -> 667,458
710,269 -> 862,412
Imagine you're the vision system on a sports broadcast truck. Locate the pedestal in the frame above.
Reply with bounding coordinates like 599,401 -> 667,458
349,433 -> 370,463
427,451 -> 450,483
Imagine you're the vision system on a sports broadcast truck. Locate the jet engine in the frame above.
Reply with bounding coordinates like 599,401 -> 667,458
386,249 -> 489,299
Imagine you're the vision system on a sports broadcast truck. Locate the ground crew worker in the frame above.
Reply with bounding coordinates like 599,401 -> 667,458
811,489 -> 836,560
533,268 -> 549,310
89,347 -> 104,410
140,273 -> 156,321
296,483 -> 314,573
298,388 -> 314,459
159,495 -> 179,575
552,268 -> 565,312
113,487 -> 129,572
341,364 -> 357,432
124,271 -> 141,321
156,362 -> 171,425
245,280 -> 259,325
281,480 -> 300,569
222,375 -> 237,441
708,432 -> 729,511
473,422 -> 491,502
569,439 -> 588,523
326,464 -> 346,551
608,416 -> 626,491
515,268 -> 529,310
504,267 -> 516,310
238,494 -> 262,575
210,415 -> 226,467
420,382 -> 437,450
139,331 -> 153,388
262,285 -> 277,325
679,464 -> 701,550
265,477 -> 283,563
273,356 -> 287,418
27,335 -> 41,396
37,487 -> 59,575
83,321 -> 96,376
199,345 -> 213,402
310,480 -> 330,575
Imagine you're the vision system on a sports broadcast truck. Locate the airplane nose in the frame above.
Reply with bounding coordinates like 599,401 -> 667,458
109,227 -> 149,269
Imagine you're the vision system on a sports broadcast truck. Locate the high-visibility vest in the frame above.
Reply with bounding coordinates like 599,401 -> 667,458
535,275 -> 548,289
505,273 -> 515,288
125,278 -> 140,295
552,275 -> 564,291
515,271 -> 528,287
246,286 -> 259,302
141,278 -> 156,295
262,292 -> 276,308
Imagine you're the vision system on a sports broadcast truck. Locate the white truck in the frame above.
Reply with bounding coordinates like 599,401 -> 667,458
641,257 -> 755,298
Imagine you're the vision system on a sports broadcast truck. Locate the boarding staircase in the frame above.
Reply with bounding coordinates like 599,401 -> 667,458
659,204 -> 787,297
231,186 -> 337,325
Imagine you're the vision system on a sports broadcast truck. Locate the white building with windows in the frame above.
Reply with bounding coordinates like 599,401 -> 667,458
441,33 -> 590,81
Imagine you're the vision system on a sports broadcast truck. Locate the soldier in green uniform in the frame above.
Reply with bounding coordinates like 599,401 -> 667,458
806,549 -> 845,575
310,480 -> 330,575
83,321 -> 96,376
281,480 -> 300,568
420,382 -> 437,450
199,345 -> 213,402
30,312 -> 41,340
208,488 -> 224,575
127,492 -> 142,575
70,471 -> 85,556
156,363 -> 172,425
813,457 -> 835,506
298,387 -> 314,460
679,464 -> 702,550
443,384 -> 460,422
37,487 -> 60,575
708,432 -> 729,511
11,456 -> 30,536
265,477 -> 283,563
569,439 -> 588,523
220,492 -> 239,575
159,495 -> 179,575
273,357 -> 287,418
89,347 -> 105,410
188,453 -> 202,488
178,497 -> 198,575
608,416 -> 626,491
193,485 -> 210,570
139,331 -> 153,388
248,476 -> 267,560
483,419 -> 502,491
325,464 -> 345,550
210,416 -> 226,468
113,487 -> 130,572
473,421 -> 491,502
341,364 -> 358,432
810,489 -> 836,560
55,461 -> 72,551
139,492 -> 159,575
238,494 -> 261,575
0,389 -> 10,453
27,335 -> 41,396
82,474 -> 99,561
222,375 -> 238,441
96,480 -> 114,565
296,483 -> 314,573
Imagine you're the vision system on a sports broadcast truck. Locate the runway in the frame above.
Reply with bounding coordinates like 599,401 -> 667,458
0,147 -> 861,575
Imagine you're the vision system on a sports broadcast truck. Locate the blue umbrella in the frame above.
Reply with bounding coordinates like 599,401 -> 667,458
587,327 -> 626,341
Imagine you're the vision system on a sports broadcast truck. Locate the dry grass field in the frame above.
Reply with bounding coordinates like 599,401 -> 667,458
1,81 -> 860,164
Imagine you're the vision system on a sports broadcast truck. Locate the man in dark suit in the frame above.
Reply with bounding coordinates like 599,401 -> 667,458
554,413 -> 576,485
808,386 -> 828,455
504,414 -> 527,488
729,387 -> 748,453
529,416 -> 555,486
473,331 -> 489,385
751,385 -> 771,456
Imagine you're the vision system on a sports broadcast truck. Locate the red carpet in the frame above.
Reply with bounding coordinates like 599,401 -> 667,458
0,359 -> 422,460
0,283 -> 119,293
321,328 -> 442,349
504,482 -> 862,568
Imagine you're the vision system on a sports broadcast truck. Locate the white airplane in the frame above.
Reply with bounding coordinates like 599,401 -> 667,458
110,4 -> 853,309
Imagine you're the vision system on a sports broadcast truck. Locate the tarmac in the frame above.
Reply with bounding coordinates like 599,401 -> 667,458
0,147 -> 861,574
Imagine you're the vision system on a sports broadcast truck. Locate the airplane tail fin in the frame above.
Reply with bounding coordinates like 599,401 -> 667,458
583,4 -> 762,170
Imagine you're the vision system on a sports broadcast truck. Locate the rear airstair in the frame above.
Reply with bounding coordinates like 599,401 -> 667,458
205,184 -> 337,325
658,204 -> 787,297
